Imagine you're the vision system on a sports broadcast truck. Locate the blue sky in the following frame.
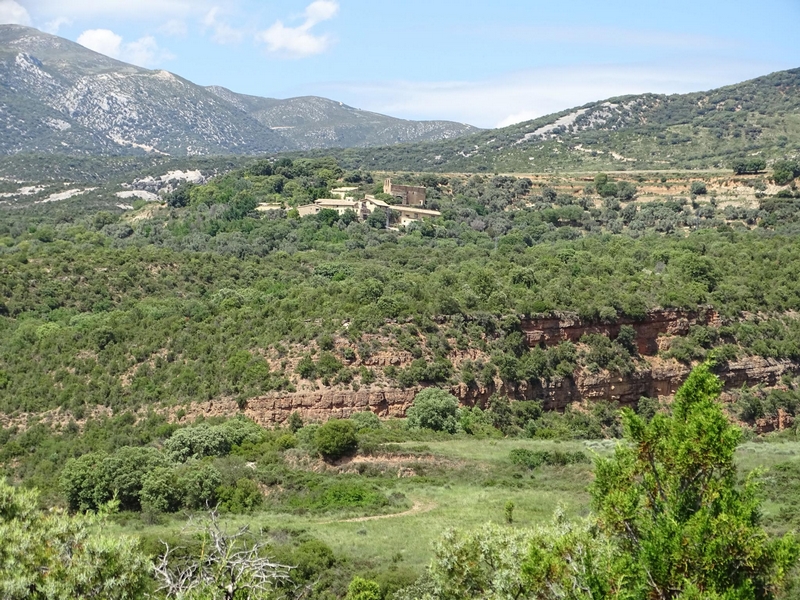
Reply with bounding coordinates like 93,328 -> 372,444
2,0 -> 799,128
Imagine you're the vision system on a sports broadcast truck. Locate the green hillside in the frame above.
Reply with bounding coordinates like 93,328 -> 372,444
318,68 -> 800,173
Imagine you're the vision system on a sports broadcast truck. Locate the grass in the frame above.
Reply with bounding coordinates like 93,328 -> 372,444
110,436 -> 800,576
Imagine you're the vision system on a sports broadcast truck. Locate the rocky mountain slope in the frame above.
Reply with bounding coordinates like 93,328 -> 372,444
0,25 -> 478,157
326,68 -> 800,172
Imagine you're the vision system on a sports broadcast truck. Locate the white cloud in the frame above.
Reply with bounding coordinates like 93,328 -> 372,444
303,0 -> 339,25
19,0 -> 208,19
77,28 -> 173,67
256,0 -> 339,58
0,0 -> 31,25
125,35 -> 174,66
479,24 -> 730,51
77,28 -> 122,58
160,19 -> 188,37
315,60 -> 783,129
203,7 -> 244,45
43,16 -> 71,34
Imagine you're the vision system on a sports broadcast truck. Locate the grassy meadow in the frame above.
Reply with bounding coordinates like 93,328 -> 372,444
108,435 -> 800,578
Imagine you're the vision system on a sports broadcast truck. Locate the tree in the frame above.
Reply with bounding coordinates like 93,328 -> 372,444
592,363 -> 799,599
421,365 -> 799,599
772,160 -> 800,186
313,419 -> 358,461
346,576 -> 382,600
153,510 -> 292,600
732,158 -> 766,175
141,466 -> 184,513
690,181 -> 708,195
165,182 -> 194,208
61,447 -> 170,512
366,208 -> 388,229
0,479 -> 150,600
406,388 -> 460,433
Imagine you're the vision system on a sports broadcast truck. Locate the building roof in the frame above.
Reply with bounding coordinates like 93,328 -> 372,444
256,203 -> 284,212
396,206 -> 441,217
363,195 -> 390,208
314,198 -> 357,208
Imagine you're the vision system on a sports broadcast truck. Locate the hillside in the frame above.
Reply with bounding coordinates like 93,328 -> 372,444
321,68 -> 800,172
0,25 -> 478,157
3,157 -> 800,597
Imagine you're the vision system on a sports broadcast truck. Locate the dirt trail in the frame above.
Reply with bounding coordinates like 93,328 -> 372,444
321,499 -> 436,525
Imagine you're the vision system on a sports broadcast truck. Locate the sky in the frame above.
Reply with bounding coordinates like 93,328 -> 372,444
1,0 -> 799,129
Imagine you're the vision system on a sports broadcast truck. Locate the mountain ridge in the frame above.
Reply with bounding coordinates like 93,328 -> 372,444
0,25 -> 479,157
319,67 -> 800,172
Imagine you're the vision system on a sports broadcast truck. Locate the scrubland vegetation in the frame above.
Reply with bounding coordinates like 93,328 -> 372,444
4,154 -> 800,598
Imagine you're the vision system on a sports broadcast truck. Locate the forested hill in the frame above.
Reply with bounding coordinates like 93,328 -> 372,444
0,25 -> 477,157
317,68 -> 800,173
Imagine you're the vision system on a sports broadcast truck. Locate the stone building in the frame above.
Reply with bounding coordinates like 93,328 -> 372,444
383,178 -> 426,206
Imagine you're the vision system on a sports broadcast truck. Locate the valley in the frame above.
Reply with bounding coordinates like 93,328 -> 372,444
1,22 -> 800,597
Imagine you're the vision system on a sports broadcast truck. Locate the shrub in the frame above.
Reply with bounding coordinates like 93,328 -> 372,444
0,480 -> 151,600
275,433 -> 298,450
406,388 -> 459,433
690,181 -> 708,195
217,478 -> 263,513
509,448 -> 590,469
140,466 -> 184,513
349,411 -> 382,432
346,576 -> 382,600
458,406 -> 496,436
180,464 -> 222,510
287,411 -> 304,433
314,419 -> 358,460
163,424 -> 232,462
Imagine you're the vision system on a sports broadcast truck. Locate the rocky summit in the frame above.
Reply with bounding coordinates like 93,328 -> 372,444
0,25 -> 478,157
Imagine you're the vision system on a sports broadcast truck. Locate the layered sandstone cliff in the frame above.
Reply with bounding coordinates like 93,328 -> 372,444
177,308 -> 796,426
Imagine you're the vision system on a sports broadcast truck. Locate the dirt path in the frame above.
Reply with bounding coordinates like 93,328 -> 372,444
320,499 -> 436,525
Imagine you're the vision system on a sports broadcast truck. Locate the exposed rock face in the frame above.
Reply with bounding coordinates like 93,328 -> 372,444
0,25 -> 478,156
180,356 -> 796,427
519,308 -> 720,355
170,309 -> 798,426
172,390 -> 417,429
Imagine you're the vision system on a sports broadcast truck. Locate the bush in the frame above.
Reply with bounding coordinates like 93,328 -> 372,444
314,419 -> 358,460
217,478 -> 263,513
349,411 -> 382,432
406,388 -> 459,433
140,466 -> 184,513
180,464 -> 222,510
0,480 -> 151,600
346,576 -> 382,600
509,448 -> 590,469
163,424 -> 231,462
690,181 -> 708,195
458,406 -> 496,436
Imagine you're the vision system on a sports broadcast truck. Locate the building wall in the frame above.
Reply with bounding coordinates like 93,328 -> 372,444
383,178 -> 426,206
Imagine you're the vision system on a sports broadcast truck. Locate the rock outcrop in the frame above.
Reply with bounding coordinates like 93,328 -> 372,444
519,308 -> 720,354
176,356 -> 796,427
166,309 -> 798,426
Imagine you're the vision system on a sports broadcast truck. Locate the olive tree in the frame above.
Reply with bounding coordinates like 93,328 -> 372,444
406,388 -> 460,433
0,480 -> 150,600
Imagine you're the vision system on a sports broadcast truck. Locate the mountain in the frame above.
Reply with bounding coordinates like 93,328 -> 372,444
322,68 -> 800,173
0,25 -> 478,157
